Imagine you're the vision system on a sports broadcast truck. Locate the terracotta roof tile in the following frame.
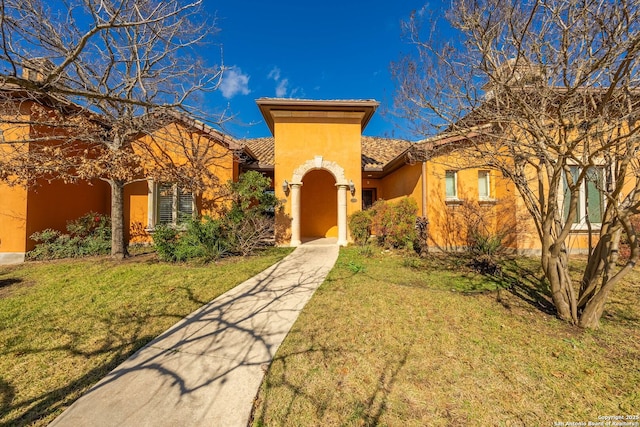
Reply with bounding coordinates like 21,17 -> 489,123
242,136 -> 412,170
361,136 -> 411,169
243,137 -> 275,166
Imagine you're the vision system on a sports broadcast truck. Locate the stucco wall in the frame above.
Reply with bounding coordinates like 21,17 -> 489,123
25,179 -> 110,251
0,182 -> 28,254
125,181 -> 150,243
273,115 -> 364,243
0,110 -> 31,256
300,169 -> 338,237
129,121 -> 237,242
424,158 -> 517,251
379,164 -> 424,215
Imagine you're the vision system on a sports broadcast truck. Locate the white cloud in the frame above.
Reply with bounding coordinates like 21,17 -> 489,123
275,78 -> 289,97
267,66 -> 281,81
220,67 -> 250,99
289,87 -> 302,98
267,66 -> 303,98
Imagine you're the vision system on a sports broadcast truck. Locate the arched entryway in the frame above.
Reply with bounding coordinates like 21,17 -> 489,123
300,169 -> 337,239
288,157 -> 351,246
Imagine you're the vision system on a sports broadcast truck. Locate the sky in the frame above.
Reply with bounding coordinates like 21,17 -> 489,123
203,0 -> 438,140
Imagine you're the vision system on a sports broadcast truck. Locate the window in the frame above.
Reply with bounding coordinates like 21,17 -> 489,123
156,183 -> 194,226
478,170 -> 491,200
362,188 -> 377,209
445,170 -> 458,199
264,189 -> 275,215
562,166 -> 604,226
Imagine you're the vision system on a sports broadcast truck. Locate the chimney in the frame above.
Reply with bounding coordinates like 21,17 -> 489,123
22,58 -> 55,82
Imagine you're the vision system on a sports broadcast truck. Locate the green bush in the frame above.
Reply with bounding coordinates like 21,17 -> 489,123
348,210 -> 372,246
152,171 -> 278,262
370,199 -> 393,245
151,224 -> 180,262
357,244 -> 374,258
468,230 -> 505,256
177,217 -> 229,262
28,212 -> 111,260
370,198 -> 418,249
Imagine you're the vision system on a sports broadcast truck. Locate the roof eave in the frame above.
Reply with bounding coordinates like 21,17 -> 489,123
256,98 -> 379,135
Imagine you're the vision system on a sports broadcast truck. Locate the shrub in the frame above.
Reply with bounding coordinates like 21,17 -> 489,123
226,214 -> 274,257
469,253 -> 503,276
28,212 -> 111,260
228,171 -> 278,220
415,216 -> 429,256
468,230 -> 505,256
152,171 -> 278,262
370,199 -> 393,245
348,210 -> 372,246
151,224 -> 181,262
370,198 -> 418,249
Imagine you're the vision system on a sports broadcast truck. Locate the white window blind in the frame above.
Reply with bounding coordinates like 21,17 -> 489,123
445,170 -> 457,199
478,170 -> 490,199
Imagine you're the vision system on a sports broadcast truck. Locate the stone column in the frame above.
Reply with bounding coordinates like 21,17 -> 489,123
290,182 -> 302,246
337,184 -> 348,246
421,161 -> 427,217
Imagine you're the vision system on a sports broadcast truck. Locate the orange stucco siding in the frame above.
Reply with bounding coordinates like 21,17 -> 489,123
379,164 -> 424,215
125,181 -> 150,243
24,179 -> 110,250
0,183 -> 28,254
131,121 -> 236,234
1,179 -> 110,255
0,112 -> 30,256
423,157 -> 517,251
300,169 -> 338,237
273,114 -> 364,243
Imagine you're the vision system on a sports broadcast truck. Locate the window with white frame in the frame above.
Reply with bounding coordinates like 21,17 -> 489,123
155,183 -> 194,226
445,170 -> 458,199
478,170 -> 491,200
562,165 -> 605,226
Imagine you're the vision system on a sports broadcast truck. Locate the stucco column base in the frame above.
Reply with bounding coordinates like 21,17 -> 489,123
290,182 -> 303,247
336,184 -> 348,246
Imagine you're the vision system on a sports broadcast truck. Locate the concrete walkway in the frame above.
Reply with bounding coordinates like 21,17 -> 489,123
50,240 -> 340,427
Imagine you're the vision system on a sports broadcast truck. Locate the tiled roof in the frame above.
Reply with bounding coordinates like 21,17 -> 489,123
242,136 -> 411,171
361,136 -> 411,170
243,137 -> 275,166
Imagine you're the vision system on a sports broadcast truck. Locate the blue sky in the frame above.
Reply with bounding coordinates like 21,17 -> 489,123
204,0 -> 437,140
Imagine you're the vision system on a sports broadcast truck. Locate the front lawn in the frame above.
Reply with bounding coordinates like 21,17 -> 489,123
252,248 -> 640,426
0,248 -> 292,426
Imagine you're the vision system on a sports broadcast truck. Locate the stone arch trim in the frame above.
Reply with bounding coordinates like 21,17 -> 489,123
291,157 -> 348,185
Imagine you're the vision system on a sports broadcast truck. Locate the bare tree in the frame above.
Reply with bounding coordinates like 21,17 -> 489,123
0,0 -> 225,258
392,0 -> 640,328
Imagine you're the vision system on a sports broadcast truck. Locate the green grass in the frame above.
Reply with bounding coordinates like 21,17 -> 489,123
0,248 -> 292,426
252,248 -> 640,426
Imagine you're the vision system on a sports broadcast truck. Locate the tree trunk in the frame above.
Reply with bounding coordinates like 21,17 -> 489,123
110,179 -> 128,259
578,287 -> 611,328
543,246 -> 578,323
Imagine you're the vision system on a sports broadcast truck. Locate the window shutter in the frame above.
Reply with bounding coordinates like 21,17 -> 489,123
177,188 -> 193,222
586,168 -> 603,223
158,184 -> 174,224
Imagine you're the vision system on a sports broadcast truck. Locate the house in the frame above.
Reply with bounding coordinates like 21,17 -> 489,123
242,98 -> 518,251
2,93 -> 616,264
0,85 -> 111,264
123,112 -> 242,244
0,87 -> 242,263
